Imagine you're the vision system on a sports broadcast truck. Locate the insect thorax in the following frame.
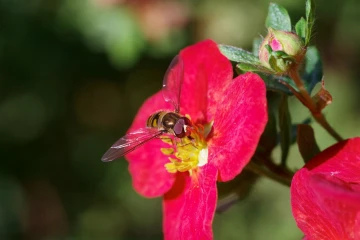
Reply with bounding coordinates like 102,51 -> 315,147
147,111 -> 192,138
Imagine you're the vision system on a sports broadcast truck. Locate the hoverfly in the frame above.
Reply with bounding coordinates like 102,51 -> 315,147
101,55 -> 192,162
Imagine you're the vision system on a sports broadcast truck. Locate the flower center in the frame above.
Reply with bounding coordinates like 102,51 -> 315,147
161,121 -> 212,174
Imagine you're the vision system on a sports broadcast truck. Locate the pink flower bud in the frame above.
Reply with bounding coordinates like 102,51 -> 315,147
259,28 -> 306,74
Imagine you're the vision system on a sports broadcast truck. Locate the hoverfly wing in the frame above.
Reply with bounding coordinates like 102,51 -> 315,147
162,55 -> 184,113
101,128 -> 164,162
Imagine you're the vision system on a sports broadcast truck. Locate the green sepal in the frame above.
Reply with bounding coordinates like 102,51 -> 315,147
268,55 -> 285,74
218,44 -> 260,65
265,3 -> 292,31
297,124 -> 320,163
295,17 -> 307,41
266,45 -> 295,73
272,50 -> 292,60
278,94 -> 292,166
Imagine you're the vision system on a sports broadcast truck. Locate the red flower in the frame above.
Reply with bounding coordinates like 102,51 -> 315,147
291,137 -> 360,240
125,40 -> 267,239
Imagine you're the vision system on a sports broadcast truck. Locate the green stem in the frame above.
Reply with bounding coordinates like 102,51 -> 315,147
288,70 -> 317,112
288,70 -> 344,142
245,161 -> 291,187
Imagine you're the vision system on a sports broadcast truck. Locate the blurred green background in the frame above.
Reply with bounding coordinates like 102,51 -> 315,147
1,0 -> 360,239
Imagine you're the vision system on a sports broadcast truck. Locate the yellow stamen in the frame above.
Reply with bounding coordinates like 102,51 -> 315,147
161,121 -> 212,174
159,136 -> 173,145
160,148 -> 174,155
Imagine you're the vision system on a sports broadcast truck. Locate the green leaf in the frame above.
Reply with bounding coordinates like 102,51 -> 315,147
278,94 -> 292,166
274,75 -> 298,90
259,74 -> 296,95
218,44 -> 260,65
305,0 -> 316,44
305,0 -> 314,20
252,38 -> 262,57
302,46 -> 323,94
265,3 -> 292,31
295,17 -> 307,41
236,63 -> 268,72
297,124 -> 320,163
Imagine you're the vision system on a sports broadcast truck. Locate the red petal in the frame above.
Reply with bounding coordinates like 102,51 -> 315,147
209,72 -> 268,181
292,171 -> 360,240
291,138 -> 360,240
179,39 -> 233,123
304,138 -> 360,182
126,91 -> 176,197
163,164 -> 218,240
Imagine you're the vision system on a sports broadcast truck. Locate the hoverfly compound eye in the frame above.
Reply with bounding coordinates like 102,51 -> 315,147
174,117 -> 191,138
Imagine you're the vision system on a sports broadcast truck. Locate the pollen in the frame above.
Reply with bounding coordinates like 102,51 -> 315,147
162,122 -> 212,174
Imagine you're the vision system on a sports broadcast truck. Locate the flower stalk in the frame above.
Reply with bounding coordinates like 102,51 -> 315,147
245,161 -> 292,187
287,69 -> 343,142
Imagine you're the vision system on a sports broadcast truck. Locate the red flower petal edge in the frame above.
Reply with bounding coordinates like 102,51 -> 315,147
179,40 -> 233,122
127,91 -> 176,197
209,72 -> 267,182
291,137 -> 360,240
163,164 -> 217,240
